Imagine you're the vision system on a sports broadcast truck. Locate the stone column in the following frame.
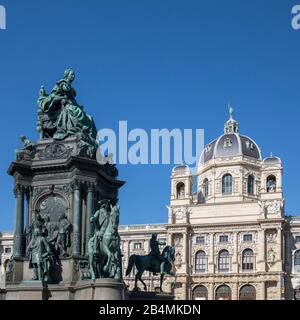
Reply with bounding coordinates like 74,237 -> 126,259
257,229 -> 266,272
167,232 -> 173,247
72,181 -> 82,256
85,183 -> 95,254
260,281 -> 266,300
232,233 -> 239,273
13,184 -> 24,258
182,282 -> 187,300
208,233 -> 215,273
182,231 -> 188,274
278,228 -> 283,270
208,283 -> 214,300
232,283 -> 238,300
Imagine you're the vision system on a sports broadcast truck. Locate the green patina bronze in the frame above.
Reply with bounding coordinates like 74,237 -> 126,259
88,200 -> 122,281
126,233 -> 176,292
37,68 -> 97,147
27,228 -> 52,282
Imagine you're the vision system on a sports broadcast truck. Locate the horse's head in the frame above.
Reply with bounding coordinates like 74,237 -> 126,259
162,245 -> 176,262
109,205 -> 120,229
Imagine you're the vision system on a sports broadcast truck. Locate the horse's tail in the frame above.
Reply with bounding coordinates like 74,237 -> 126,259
126,255 -> 136,276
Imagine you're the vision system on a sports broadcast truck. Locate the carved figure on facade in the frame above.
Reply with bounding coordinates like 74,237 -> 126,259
174,235 -> 182,246
267,231 -> 277,243
265,200 -> 282,215
267,249 -> 276,264
175,252 -> 182,267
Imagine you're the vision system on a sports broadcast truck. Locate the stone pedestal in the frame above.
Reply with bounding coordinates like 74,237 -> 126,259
6,137 -> 125,300
73,279 -> 125,300
128,290 -> 175,301
4,279 -> 125,300
5,281 -> 47,300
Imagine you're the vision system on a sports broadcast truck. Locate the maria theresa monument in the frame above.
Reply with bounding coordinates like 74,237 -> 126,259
0,70 -> 300,300
1,69 -> 127,299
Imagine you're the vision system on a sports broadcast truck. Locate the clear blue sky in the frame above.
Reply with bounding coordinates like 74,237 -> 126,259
0,0 -> 300,231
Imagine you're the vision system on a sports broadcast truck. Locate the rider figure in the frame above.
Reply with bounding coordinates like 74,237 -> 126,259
90,199 -> 110,255
149,233 -> 166,275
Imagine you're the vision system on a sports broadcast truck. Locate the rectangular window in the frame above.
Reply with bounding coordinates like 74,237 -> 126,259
4,247 -> 11,254
295,236 -> 300,244
219,235 -> 229,243
243,234 -> 253,242
134,242 -> 142,250
196,236 -> 205,244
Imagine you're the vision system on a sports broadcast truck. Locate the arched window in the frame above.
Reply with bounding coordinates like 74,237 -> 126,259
247,175 -> 254,195
176,182 -> 185,199
218,250 -> 230,272
266,175 -> 276,193
195,251 -> 207,273
215,285 -> 232,300
242,249 -> 254,271
203,179 -> 209,198
193,285 -> 208,300
295,250 -> 300,273
239,285 -> 256,300
222,174 -> 232,194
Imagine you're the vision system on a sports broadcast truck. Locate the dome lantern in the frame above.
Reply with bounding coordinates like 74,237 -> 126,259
224,104 -> 239,134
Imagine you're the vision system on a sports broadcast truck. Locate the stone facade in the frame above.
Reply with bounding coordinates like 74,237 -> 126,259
0,232 -> 13,285
120,112 -> 299,300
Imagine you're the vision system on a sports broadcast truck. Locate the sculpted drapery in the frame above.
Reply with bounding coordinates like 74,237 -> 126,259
38,68 -> 97,146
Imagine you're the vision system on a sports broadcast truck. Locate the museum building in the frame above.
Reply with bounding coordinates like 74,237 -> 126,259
119,111 -> 300,300
1,110 -> 300,300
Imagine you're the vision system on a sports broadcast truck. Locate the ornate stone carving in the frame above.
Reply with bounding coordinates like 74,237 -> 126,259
265,200 -> 282,215
37,143 -> 73,160
75,128 -> 97,159
267,249 -> 276,264
55,184 -> 72,197
174,207 -> 192,219
174,235 -> 182,247
39,196 -> 68,223
175,252 -> 183,267
266,230 -> 277,243
15,136 -> 37,161
13,184 -> 26,197
32,186 -> 49,199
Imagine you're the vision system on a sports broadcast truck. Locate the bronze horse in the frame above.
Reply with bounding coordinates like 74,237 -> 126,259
126,246 -> 176,292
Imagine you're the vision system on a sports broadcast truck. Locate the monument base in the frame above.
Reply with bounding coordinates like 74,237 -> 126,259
128,290 -> 175,301
4,279 -> 125,300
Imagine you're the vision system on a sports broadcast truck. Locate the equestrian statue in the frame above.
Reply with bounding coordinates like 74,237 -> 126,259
126,233 -> 176,293
88,199 -> 122,281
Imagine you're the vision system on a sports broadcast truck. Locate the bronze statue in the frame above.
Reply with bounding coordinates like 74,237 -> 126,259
27,228 -> 52,282
87,200 -> 122,280
37,68 -> 97,146
56,213 -> 72,257
126,234 -> 176,292
149,233 -> 166,275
